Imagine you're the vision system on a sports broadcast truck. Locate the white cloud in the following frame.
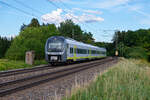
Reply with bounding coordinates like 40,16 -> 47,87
78,14 -> 104,23
65,13 -> 104,23
41,9 -> 64,25
73,8 -> 102,14
95,0 -> 130,9
41,9 -> 104,25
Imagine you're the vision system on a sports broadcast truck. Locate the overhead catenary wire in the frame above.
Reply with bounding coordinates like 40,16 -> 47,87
57,0 -> 71,11
57,0 -> 119,33
47,0 -> 119,43
53,0 -> 114,36
14,0 -> 44,15
47,0 -> 120,44
58,0 -> 95,31
0,1 -> 39,18
46,0 -> 92,30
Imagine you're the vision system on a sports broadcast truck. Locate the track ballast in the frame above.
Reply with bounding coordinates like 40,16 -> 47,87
0,57 -> 117,97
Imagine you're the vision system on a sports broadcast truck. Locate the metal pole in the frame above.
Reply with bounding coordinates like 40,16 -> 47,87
72,29 -> 74,39
115,30 -> 119,56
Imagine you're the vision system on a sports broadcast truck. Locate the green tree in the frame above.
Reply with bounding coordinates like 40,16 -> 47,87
20,18 -> 40,31
82,32 -> 95,44
125,47 -> 148,60
20,23 -> 27,31
58,19 -> 94,44
6,24 -> 59,60
0,36 -> 13,58
28,18 -> 40,27
58,20 -> 82,40
112,29 -> 150,61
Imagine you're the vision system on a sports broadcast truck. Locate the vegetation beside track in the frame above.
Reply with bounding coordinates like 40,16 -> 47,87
0,59 -> 48,71
63,58 -> 150,100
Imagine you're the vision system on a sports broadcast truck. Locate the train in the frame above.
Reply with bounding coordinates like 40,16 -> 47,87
45,36 -> 106,65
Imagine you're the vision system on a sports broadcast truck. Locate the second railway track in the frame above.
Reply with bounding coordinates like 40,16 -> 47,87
0,65 -> 52,77
0,57 -> 117,97
0,58 -> 107,78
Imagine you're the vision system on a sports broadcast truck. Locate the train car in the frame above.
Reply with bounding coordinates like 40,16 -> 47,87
45,36 -> 106,65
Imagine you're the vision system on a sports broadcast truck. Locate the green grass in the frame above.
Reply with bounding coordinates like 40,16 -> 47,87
34,60 -> 48,66
63,59 -> 150,100
0,59 -> 48,71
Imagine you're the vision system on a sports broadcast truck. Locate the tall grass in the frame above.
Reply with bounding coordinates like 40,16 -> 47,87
63,59 -> 150,100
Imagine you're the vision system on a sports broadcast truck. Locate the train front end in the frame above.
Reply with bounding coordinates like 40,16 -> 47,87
45,36 -> 67,65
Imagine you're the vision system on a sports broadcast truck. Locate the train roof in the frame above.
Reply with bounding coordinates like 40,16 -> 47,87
48,36 -> 106,51
65,37 -> 106,51
66,38 -> 105,50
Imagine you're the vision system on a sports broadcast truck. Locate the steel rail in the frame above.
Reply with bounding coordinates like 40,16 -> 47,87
0,65 -> 52,77
0,57 -> 107,77
0,57 -> 117,97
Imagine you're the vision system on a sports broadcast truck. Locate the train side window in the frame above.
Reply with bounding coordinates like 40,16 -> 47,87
76,48 -> 79,54
92,50 -> 96,54
76,48 -> 87,54
102,51 -> 105,54
70,48 -> 73,54
67,44 -> 69,49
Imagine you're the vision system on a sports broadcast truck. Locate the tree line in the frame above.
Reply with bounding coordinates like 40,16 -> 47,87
1,18 -> 150,62
0,36 -> 13,58
112,30 -> 150,61
4,18 -> 95,60
95,29 -> 150,61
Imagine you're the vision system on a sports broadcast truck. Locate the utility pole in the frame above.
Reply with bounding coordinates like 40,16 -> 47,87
72,29 -> 74,39
115,30 -> 119,56
99,29 -> 119,56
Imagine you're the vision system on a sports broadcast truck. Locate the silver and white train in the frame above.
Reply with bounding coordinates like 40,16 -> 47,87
45,36 -> 106,65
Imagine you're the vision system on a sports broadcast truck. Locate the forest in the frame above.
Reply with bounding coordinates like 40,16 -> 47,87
112,30 -> 150,61
0,18 -> 150,61
0,36 -> 12,58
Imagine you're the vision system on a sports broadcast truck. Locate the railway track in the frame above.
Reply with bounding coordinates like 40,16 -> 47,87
0,65 -> 52,77
0,57 -> 117,97
0,58 -> 106,78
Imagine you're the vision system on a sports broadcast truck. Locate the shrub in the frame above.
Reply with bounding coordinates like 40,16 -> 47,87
125,47 -> 148,60
5,24 -> 59,60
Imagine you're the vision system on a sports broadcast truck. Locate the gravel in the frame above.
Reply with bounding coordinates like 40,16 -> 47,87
1,58 -> 118,100
0,58 -> 110,83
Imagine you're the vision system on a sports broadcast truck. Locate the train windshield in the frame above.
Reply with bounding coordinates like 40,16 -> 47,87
48,40 -> 64,52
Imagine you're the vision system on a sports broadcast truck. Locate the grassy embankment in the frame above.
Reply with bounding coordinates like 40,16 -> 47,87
0,59 -> 48,71
63,59 -> 150,100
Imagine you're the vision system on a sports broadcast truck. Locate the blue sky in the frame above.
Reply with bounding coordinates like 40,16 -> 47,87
0,0 -> 150,42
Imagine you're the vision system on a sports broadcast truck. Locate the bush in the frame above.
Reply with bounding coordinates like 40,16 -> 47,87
5,24 -> 59,60
125,47 -> 148,60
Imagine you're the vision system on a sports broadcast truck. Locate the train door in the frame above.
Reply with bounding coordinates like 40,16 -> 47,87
73,45 -> 77,61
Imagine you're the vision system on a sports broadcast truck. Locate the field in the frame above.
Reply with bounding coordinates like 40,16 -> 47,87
63,58 -> 150,100
0,59 -> 48,71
